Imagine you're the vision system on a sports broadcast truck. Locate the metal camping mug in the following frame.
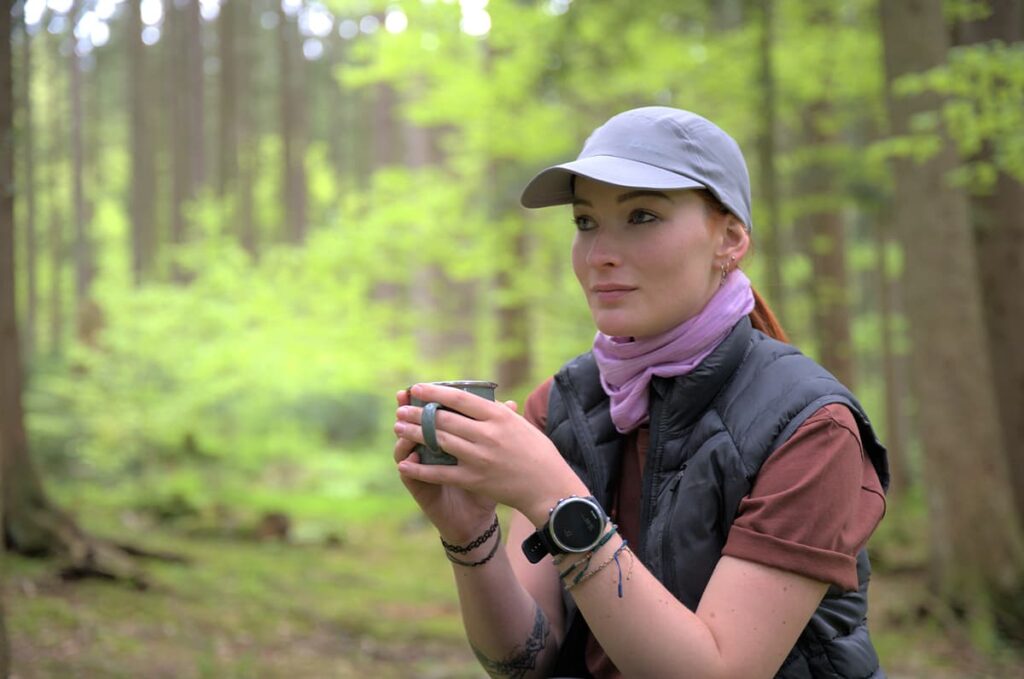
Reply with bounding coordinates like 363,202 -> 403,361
409,380 -> 498,465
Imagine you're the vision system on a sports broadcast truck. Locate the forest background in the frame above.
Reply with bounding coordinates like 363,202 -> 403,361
1,0 -> 1024,676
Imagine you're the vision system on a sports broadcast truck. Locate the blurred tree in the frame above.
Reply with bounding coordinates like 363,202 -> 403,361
873,201 -> 910,495
45,28 -> 64,356
129,0 -> 156,284
185,0 -> 205,195
236,1 -> 257,260
17,4 -> 37,363
167,0 -> 208,274
69,0 -> 92,336
2,3 -> 143,585
218,0 -> 239,198
1,2 -> 13,672
793,1 -> 856,390
952,0 -> 1024,522
755,0 -> 784,316
277,2 -> 307,244
880,0 -> 1024,635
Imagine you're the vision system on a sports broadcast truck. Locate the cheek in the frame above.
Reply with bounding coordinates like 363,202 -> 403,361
570,239 -> 587,283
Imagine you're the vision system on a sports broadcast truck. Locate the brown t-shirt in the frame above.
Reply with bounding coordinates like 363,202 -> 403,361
522,377 -> 886,679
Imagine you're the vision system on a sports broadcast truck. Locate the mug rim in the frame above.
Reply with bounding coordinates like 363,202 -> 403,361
429,380 -> 498,389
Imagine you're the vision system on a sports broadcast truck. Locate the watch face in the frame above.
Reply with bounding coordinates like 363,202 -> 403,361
551,498 -> 604,552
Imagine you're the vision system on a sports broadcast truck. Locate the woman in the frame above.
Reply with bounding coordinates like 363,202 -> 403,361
393,107 -> 888,678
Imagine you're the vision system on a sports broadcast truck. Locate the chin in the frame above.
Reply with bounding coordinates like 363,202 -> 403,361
593,315 -> 643,339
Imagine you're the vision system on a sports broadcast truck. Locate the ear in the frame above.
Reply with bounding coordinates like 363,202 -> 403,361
715,214 -> 750,265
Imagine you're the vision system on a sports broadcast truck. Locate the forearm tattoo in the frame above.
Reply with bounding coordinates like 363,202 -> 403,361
471,604 -> 551,679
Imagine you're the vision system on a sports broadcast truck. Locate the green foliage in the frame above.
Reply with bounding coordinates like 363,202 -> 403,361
892,42 -> 1024,188
19,0 -> 1020,506
10,1 -> 1024,672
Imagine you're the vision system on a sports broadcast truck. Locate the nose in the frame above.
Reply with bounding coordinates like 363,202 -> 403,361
583,229 -> 621,268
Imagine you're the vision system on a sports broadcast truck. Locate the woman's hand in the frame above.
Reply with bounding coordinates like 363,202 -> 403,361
393,388 -> 498,544
394,383 -> 588,528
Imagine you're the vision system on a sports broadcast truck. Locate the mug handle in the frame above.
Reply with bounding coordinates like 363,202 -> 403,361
421,402 -> 442,453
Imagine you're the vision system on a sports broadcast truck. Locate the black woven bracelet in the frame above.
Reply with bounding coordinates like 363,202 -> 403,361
440,514 -> 500,554
445,523 -> 502,568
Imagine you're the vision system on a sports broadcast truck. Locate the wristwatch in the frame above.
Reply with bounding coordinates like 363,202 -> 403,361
521,495 -> 608,564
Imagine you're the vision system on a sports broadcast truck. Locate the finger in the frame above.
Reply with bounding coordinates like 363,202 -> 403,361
394,418 -> 426,446
396,404 -> 423,425
397,456 -> 464,486
396,389 -> 411,407
503,400 -> 519,413
398,404 -> 482,447
396,417 -> 475,466
393,435 -> 417,463
408,383 -> 498,421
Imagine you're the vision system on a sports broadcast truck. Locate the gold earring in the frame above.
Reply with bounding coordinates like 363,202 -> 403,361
720,256 -> 735,286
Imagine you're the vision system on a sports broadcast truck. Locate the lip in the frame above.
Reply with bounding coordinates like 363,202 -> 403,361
591,283 -> 636,302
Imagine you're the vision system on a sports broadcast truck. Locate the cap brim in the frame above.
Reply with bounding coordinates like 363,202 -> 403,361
520,155 -> 705,208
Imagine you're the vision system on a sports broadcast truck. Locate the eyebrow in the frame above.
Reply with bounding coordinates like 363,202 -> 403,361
572,190 -> 674,207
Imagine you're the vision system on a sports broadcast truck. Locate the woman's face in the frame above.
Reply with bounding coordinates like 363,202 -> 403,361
571,177 -> 742,339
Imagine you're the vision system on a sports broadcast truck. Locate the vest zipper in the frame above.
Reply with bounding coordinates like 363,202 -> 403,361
667,464 -> 687,494
637,384 -> 668,560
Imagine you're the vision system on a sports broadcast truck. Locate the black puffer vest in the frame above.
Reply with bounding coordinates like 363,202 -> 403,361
546,318 -> 889,678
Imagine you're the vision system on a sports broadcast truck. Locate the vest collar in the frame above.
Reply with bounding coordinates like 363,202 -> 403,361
650,316 -> 752,432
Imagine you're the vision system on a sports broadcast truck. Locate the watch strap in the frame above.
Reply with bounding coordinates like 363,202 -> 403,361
521,530 -> 552,564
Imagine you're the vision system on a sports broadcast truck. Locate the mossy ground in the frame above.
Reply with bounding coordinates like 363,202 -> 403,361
5,461 -> 1024,678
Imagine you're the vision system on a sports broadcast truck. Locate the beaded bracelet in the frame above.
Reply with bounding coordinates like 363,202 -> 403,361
440,514 -> 500,554
444,523 -> 502,568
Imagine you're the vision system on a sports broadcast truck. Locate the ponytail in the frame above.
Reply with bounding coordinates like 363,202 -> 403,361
749,286 -> 789,343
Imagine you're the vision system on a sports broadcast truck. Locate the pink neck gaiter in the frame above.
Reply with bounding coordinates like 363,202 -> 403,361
592,270 -> 755,433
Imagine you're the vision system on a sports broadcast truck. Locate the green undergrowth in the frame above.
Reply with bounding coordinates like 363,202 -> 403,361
7,452 -> 485,678
7,457 -> 1024,678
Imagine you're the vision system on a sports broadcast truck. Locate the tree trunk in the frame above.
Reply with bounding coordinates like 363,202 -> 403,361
874,208 -> 910,496
68,0 -> 93,343
406,118 -> 444,364
365,79 -> 406,345
491,159 -> 532,393
755,0 -> 785,316
47,50 -> 64,357
0,2 -> 147,588
166,0 -> 184,253
879,0 -> 1024,634
166,0 -> 201,266
18,10 -> 37,365
129,0 -> 156,285
235,1 -> 256,260
1,4 -> 14,671
953,0 -> 1024,525
218,0 -> 239,197
797,101 -> 855,388
277,6 -> 307,244
495,227 -> 532,393
405,117 -> 478,372
186,0 -> 205,196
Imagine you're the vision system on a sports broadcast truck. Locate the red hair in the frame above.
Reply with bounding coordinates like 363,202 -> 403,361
749,286 -> 788,343
695,190 -> 788,343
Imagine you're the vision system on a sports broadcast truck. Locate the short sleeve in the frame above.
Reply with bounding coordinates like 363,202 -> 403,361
722,403 -> 886,591
522,377 -> 555,433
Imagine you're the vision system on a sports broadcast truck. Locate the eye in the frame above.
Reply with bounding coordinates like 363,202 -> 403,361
573,215 -> 597,231
628,209 -> 659,225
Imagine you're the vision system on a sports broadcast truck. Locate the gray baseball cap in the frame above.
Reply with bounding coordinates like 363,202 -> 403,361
520,106 -> 753,231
